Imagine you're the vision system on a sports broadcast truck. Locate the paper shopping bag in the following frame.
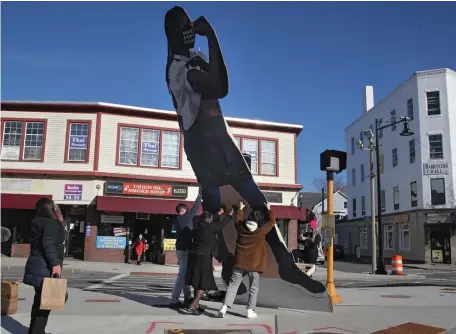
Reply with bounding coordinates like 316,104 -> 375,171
40,277 -> 67,310
1,281 -> 20,315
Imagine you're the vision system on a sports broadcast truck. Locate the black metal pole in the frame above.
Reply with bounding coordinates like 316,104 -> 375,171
375,119 -> 387,275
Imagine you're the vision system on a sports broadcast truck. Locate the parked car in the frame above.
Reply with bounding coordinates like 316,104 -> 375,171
334,244 -> 345,260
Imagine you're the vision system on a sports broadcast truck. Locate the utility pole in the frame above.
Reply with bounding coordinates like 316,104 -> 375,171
326,171 -> 340,303
368,136 -> 377,273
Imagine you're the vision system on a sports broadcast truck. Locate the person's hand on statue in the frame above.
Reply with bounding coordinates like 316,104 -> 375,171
266,202 -> 271,210
239,200 -> 246,211
193,16 -> 215,38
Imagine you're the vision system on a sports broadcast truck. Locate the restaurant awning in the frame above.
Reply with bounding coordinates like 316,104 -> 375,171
96,196 -> 203,215
1,193 -> 53,210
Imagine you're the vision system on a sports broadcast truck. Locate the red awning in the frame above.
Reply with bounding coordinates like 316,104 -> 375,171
1,193 -> 53,209
96,196 -> 203,215
271,205 -> 307,221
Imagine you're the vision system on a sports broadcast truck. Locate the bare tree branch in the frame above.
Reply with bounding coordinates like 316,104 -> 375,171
312,175 -> 347,193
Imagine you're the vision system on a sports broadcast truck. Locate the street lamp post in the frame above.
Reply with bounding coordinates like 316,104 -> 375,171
356,129 -> 377,274
374,116 -> 413,275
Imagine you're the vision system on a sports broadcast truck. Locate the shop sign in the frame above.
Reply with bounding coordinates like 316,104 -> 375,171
1,179 -> 33,192
96,236 -> 127,249
163,238 -> 176,251
423,162 -> 449,175
262,191 -> 282,203
105,181 -> 188,198
69,136 -> 87,149
64,184 -> 83,200
100,215 -> 124,224
0,146 -> 20,160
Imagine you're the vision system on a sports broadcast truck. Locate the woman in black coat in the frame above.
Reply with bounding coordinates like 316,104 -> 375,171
186,208 -> 235,315
23,198 -> 65,334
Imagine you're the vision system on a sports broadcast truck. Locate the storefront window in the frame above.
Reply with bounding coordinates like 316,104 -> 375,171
276,219 -> 289,247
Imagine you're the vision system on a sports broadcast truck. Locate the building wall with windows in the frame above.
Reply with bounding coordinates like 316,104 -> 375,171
341,68 -> 456,264
1,101 -> 307,264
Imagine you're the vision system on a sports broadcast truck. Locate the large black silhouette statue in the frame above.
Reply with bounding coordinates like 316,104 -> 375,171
164,6 -> 331,312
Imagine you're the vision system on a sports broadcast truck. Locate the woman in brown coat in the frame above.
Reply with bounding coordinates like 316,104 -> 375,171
218,201 -> 276,319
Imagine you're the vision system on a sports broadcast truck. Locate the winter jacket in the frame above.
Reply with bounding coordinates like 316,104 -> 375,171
23,217 -> 65,288
233,207 -> 276,273
175,194 -> 202,251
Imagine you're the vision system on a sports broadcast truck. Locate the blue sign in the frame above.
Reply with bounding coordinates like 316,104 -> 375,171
64,195 -> 82,200
142,142 -> 158,154
96,236 -> 127,249
69,136 -> 87,149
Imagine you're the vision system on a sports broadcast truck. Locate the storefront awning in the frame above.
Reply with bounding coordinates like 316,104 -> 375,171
271,205 -> 307,221
1,193 -> 53,209
96,196 -> 203,215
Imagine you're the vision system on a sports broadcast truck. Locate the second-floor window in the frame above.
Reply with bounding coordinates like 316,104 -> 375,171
352,198 -> 357,217
352,168 -> 356,186
409,139 -> 415,164
361,196 -> 366,216
378,118 -> 383,138
117,126 -> 180,169
1,120 -> 46,161
407,98 -> 414,120
410,181 -> 418,207
430,178 -> 446,205
426,91 -> 441,116
233,136 -> 278,176
429,134 -> 443,159
380,189 -> 386,212
393,186 -> 399,210
392,148 -> 398,167
66,122 -> 90,162
360,164 -> 365,183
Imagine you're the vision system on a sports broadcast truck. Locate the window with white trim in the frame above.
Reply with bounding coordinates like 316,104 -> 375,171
361,196 -> 366,216
407,98 -> 414,120
360,226 -> 368,250
380,190 -> 386,212
68,123 -> 89,162
242,138 -> 259,174
118,126 -> 180,168
393,186 -> 399,210
261,140 -> 276,175
409,139 -> 415,164
383,225 -> 394,250
429,134 -> 443,160
392,148 -> 398,167
430,178 -> 446,205
410,181 -> 418,207
1,120 -> 45,161
237,137 -> 278,176
119,127 -> 139,165
426,91 -> 441,116
399,223 -> 410,251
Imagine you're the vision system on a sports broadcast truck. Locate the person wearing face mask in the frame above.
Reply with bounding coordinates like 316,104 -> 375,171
218,201 -> 276,319
131,234 -> 146,265
164,6 -> 328,302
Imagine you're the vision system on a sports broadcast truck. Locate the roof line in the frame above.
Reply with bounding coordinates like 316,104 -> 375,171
1,100 -> 304,130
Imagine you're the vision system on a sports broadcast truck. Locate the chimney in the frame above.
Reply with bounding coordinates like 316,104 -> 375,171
363,85 -> 374,113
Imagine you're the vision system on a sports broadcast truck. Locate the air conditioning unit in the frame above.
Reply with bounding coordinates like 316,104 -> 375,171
136,213 -> 150,220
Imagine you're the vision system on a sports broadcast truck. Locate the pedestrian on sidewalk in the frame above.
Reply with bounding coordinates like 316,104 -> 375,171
186,207 -> 236,315
131,235 -> 146,265
218,201 -> 276,319
169,186 -> 203,308
23,198 -> 65,334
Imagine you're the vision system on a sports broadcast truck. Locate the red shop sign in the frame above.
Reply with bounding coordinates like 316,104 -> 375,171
122,183 -> 172,197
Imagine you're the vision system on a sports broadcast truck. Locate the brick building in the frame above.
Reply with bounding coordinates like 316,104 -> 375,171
1,101 -> 308,264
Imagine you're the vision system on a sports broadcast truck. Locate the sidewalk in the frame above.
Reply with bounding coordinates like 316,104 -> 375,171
404,263 -> 456,271
2,284 -> 456,333
1,257 -> 425,281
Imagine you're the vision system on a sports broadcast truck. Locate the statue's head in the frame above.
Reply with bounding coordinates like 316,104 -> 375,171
165,6 -> 195,52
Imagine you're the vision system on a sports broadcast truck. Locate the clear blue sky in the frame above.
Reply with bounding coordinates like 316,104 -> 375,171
2,2 -> 456,190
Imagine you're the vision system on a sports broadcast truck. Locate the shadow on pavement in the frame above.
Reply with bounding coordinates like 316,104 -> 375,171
1,315 -> 28,334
